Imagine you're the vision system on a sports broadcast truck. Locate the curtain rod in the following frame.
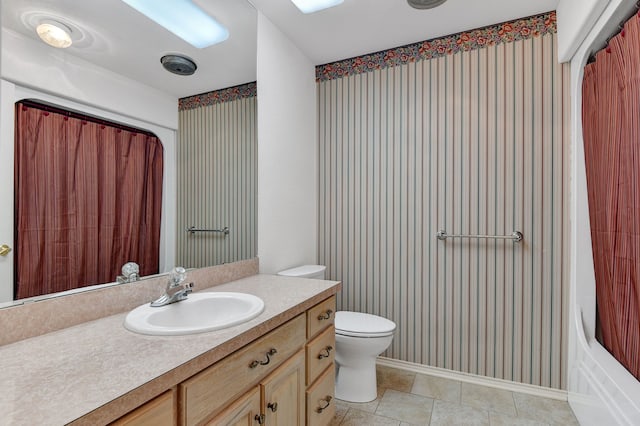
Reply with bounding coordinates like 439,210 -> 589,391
587,1 -> 640,64
17,100 -> 157,138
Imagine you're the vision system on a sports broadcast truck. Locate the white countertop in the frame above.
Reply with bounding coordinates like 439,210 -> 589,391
0,274 -> 340,426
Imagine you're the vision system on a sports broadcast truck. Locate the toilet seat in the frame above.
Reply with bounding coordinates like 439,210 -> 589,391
335,311 -> 396,338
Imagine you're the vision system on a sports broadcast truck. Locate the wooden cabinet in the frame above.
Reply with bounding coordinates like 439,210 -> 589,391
115,296 -> 336,426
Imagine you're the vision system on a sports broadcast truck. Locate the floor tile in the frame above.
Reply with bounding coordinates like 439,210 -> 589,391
375,389 -> 433,425
489,412 -> 549,426
430,400 -> 490,426
337,387 -> 385,413
512,393 -> 579,426
411,374 -> 462,403
461,383 -> 517,416
377,365 -> 416,393
340,408 -> 401,426
330,400 -> 350,426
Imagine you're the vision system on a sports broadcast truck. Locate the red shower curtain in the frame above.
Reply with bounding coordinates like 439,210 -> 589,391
14,103 -> 164,299
582,14 -> 640,381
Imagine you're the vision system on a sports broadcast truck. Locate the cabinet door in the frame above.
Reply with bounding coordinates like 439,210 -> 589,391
206,388 -> 261,426
261,350 -> 305,426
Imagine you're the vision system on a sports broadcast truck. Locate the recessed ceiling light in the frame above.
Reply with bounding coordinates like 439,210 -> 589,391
36,20 -> 72,48
291,0 -> 344,14
121,0 -> 229,48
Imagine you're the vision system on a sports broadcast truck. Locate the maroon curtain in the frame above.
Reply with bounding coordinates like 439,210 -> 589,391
582,15 -> 640,380
14,103 -> 163,299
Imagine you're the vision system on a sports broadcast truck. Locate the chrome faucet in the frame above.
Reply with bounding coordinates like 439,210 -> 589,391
150,267 -> 194,307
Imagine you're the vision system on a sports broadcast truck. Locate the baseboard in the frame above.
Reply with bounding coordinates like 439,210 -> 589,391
377,357 -> 569,401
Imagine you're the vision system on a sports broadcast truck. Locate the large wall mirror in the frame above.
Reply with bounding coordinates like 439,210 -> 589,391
0,0 -> 257,306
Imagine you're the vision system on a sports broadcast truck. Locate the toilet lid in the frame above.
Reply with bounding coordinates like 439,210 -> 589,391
335,311 -> 396,337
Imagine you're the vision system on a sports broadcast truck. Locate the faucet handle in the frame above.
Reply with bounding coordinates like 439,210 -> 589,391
122,262 -> 139,277
170,267 -> 187,285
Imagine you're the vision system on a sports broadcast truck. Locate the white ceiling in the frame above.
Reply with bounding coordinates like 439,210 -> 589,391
1,0 -> 257,98
1,0 -> 560,99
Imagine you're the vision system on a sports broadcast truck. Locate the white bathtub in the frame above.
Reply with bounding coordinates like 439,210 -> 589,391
568,306 -> 640,425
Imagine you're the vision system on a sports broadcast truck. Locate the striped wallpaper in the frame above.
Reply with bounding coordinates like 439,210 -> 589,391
177,87 -> 257,268
318,30 -> 571,388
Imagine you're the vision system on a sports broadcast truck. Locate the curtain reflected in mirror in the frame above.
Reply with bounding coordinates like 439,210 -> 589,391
14,102 -> 163,299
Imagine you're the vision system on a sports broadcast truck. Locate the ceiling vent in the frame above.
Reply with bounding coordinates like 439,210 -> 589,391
160,54 -> 197,76
407,0 -> 448,9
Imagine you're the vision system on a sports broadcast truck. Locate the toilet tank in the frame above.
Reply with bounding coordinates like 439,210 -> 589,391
277,264 -> 326,279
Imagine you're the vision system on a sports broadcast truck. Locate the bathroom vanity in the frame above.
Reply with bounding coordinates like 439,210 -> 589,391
115,296 -> 336,425
0,262 -> 340,426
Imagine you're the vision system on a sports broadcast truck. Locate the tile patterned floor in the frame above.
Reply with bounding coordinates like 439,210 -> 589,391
331,365 -> 580,426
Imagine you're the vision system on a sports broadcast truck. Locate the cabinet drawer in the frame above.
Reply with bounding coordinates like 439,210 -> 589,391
306,296 -> 335,339
306,325 -> 335,386
180,314 -> 305,425
305,364 -> 335,426
111,390 -> 175,426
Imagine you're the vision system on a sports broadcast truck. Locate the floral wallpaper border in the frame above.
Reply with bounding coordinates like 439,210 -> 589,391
316,11 -> 557,82
179,81 -> 257,111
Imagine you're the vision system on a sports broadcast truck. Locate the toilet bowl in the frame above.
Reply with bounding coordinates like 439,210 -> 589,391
277,264 -> 396,404
334,311 -> 396,402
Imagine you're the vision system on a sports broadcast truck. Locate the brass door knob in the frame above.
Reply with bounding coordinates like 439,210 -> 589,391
0,245 -> 11,257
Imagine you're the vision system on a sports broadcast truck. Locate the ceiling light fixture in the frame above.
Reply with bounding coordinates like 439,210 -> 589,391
291,0 -> 344,14
121,0 -> 229,48
36,20 -> 73,48
407,0 -> 448,9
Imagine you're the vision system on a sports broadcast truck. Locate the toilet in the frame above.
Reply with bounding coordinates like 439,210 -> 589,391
277,264 -> 396,403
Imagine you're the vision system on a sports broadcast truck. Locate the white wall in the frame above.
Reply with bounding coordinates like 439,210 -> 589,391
1,29 -> 178,129
0,29 -> 177,302
256,12 -> 317,274
567,0 -> 640,424
557,0 -> 611,62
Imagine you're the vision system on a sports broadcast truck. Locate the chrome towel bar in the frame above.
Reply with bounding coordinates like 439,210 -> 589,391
186,226 -> 230,236
436,230 -> 523,243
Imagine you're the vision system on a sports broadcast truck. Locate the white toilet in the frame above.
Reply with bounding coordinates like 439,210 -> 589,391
277,264 -> 396,403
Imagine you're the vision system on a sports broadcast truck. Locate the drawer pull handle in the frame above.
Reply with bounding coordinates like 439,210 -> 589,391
317,309 -> 333,320
267,402 -> 278,412
318,346 -> 333,359
249,348 -> 278,368
254,414 -> 265,424
316,395 -> 332,413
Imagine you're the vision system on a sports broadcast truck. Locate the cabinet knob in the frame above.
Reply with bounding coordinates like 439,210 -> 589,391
318,346 -> 333,359
316,395 -> 332,413
254,414 -> 265,424
267,402 -> 278,412
317,309 -> 333,320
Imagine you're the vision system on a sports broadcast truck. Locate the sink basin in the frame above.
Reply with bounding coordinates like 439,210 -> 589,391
124,292 -> 265,336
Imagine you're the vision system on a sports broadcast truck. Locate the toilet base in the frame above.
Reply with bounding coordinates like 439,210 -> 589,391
335,358 -> 378,403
